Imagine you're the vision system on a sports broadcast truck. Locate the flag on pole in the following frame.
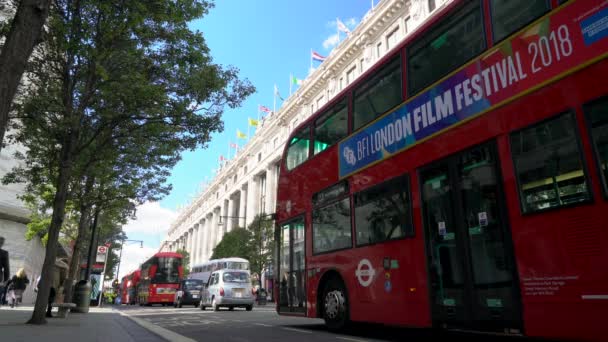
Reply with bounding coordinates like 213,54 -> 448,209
259,105 -> 272,114
291,75 -> 303,86
236,130 -> 247,139
337,18 -> 350,34
274,84 -> 284,101
248,117 -> 259,127
311,51 -> 326,62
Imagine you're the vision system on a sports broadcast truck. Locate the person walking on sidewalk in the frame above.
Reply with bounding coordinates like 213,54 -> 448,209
7,268 -> 29,308
0,236 -> 10,307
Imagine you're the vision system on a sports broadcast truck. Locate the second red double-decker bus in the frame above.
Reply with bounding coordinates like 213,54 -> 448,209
275,1 -> 608,341
121,270 -> 140,305
137,252 -> 183,306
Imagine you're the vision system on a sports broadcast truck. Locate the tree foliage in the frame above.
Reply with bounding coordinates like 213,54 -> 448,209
175,248 -> 190,278
211,228 -> 252,261
1,0 -> 254,324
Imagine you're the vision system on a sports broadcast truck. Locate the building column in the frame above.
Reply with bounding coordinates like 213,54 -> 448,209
196,219 -> 204,264
212,207 -> 220,253
204,213 -> 212,261
266,163 -> 278,214
245,177 -> 258,226
192,225 -> 199,266
227,196 -> 236,232
239,186 -> 247,228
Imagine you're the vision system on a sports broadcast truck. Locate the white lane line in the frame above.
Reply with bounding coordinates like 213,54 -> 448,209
336,337 -> 368,342
253,323 -> 272,327
282,327 -> 312,334
118,310 -> 196,342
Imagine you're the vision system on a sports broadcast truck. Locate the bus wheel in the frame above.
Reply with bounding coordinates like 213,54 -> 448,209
322,278 -> 349,331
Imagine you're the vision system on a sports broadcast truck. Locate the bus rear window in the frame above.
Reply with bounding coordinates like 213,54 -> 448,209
490,0 -> 550,43
408,1 -> 485,96
314,98 -> 348,155
510,112 -> 591,213
584,97 -> 608,197
286,126 -> 310,170
353,56 -> 402,131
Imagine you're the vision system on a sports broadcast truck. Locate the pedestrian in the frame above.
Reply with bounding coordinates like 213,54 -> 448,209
7,268 -> 30,308
0,236 -> 10,307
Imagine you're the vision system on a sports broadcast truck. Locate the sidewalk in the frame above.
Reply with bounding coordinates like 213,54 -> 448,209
0,305 -> 167,342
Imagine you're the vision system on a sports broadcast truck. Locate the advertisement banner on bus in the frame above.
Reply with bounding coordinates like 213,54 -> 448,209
338,0 -> 608,178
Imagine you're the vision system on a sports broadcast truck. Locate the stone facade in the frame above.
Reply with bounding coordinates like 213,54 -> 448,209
161,0 -> 452,277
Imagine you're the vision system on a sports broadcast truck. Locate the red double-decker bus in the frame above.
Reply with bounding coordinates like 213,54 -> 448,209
121,270 -> 140,305
137,252 -> 183,306
275,1 -> 608,341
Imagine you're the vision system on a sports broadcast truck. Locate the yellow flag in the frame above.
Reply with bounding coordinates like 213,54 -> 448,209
236,129 -> 247,139
248,118 -> 259,127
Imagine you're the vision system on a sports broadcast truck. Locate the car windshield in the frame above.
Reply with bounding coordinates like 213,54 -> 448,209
222,272 -> 250,283
183,280 -> 202,290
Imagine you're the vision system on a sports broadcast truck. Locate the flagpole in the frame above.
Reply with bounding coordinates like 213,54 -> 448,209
310,48 -> 313,72
337,18 -> 340,42
273,85 -> 277,113
289,73 -> 292,96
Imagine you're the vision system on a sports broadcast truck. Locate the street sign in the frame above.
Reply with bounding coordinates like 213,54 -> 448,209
96,245 -> 108,263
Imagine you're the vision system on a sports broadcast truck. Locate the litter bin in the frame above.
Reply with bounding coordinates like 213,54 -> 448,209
257,289 -> 267,305
72,280 -> 91,313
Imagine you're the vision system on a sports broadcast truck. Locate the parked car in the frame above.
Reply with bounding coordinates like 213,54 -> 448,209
174,279 -> 204,308
200,269 -> 254,311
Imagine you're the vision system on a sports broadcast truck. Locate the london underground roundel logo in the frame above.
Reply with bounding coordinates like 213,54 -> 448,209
355,259 -> 375,287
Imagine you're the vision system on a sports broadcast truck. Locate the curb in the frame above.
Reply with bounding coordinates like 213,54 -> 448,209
117,310 -> 196,342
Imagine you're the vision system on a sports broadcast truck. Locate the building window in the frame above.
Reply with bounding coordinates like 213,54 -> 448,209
244,166 -> 248,175
510,112 -> 591,213
386,26 -> 399,50
313,198 -> 352,254
360,58 -> 365,73
314,98 -> 348,155
286,126 -> 310,170
233,174 -> 237,183
259,174 -> 267,214
376,42 -> 383,59
346,66 -> 357,84
404,16 -> 410,34
258,152 -> 262,162
339,77 -> 344,90
490,0 -> 550,43
316,95 -> 325,109
273,137 -> 279,148
584,97 -> 608,197
354,175 -> 414,246
225,184 -> 228,191
353,55 -> 402,131
428,0 -> 436,12
408,1 -> 485,96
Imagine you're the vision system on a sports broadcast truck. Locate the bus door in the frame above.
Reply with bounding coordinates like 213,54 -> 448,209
419,142 -> 522,333
277,217 -> 306,314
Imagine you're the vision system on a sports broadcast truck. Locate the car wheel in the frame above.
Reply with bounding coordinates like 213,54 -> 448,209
246,305 -> 253,311
322,277 -> 349,331
228,306 -> 234,311
200,302 -> 205,311
212,297 -> 219,311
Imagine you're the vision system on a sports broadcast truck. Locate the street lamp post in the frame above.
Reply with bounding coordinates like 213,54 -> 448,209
115,239 -> 143,282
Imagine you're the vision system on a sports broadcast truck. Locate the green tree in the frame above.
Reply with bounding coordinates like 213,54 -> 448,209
2,0 -> 254,324
247,214 -> 275,281
175,248 -> 190,278
211,228 -> 252,261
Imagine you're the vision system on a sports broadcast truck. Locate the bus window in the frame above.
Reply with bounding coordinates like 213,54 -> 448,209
312,198 -> 352,254
490,0 -> 550,43
584,97 -> 608,197
408,1 -> 485,96
354,175 -> 413,246
510,112 -> 591,213
353,55 -> 402,131
286,126 -> 310,170
314,98 -> 348,155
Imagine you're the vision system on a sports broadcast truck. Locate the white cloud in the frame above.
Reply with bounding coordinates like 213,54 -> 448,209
116,243 -> 157,280
323,33 -> 340,49
123,201 -> 177,235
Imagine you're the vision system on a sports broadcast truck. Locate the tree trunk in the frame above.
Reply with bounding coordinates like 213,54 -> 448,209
62,207 -> 91,304
0,0 -> 52,153
27,138 -> 75,324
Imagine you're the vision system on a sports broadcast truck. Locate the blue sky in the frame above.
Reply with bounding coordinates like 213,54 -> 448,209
118,0 -> 375,277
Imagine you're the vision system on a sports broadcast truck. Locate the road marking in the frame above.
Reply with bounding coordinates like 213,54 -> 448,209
118,310 -> 196,342
337,337 -> 368,342
282,327 -> 312,334
253,323 -> 272,327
